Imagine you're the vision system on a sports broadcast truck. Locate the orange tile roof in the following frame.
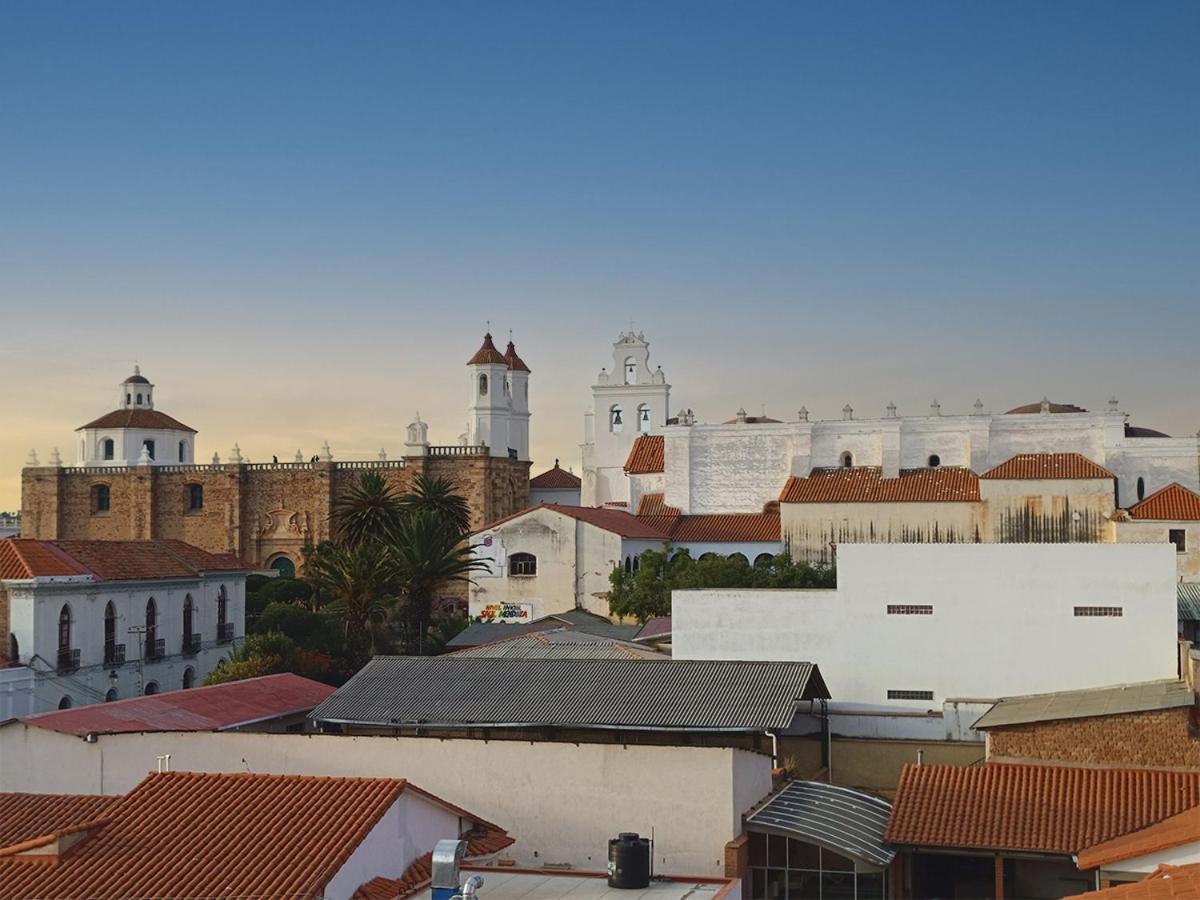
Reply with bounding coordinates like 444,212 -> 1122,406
504,340 -> 531,373
1128,484 -> 1200,521
477,504 -> 671,540
637,493 -> 681,516
886,763 -> 1200,855
1065,864 -> 1200,900
76,408 -> 196,432
625,435 -> 665,474
530,461 -> 581,489
353,826 -> 515,900
467,332 -> 507,365
667,513 -> 781,543
0,772 -> 410,899
780,467 -> 980,504
981,452 -> 1115,480
1078,804 -> 1200,870
0,793 -> 114,850
0,538 -> 251,582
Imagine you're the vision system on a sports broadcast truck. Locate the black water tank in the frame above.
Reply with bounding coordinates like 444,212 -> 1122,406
608,832 -> 651,889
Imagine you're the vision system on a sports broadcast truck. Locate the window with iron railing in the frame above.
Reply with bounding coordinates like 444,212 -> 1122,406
57,648 -> 80,673
104,642 -> 126,666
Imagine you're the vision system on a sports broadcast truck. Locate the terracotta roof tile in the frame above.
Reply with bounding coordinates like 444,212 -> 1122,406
780,467 -> 980,504
476,504 -> 671,540
1065,864 -> 1200,900
1128,484 -> 1200,521
21,673 -> 334,736
666,513 -> 780,543
637,493 -> 681,517
625,435 -> 665,474
530,462 -> 581,490
1078,804 -> 1200,870
0,771 -> 410,898
0,793 -> 114,849
76,408 -> 195,432
0,538 -> 252,582
886,763 -> 1200,855
504,340 -> 530,373
981,453 -> 1115,480
467,333 -> 507,366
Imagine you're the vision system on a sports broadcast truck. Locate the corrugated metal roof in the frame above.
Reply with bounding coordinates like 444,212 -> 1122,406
449,629 -> 667,660
779,467 -> 980,504
1180,583 -> 1200,621
973,679 -> 1194,730
747,781 -> 895,868
311,657 -> 827,731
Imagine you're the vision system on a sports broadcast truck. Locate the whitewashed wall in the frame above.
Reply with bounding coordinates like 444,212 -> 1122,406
673,543 -> 1179,707
0,726 -> 771,878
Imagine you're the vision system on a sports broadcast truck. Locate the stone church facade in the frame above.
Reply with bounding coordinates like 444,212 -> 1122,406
21,334 -> 533,573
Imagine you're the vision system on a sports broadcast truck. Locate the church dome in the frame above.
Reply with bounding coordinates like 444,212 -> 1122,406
504,340 -> 530,373
1125,423 -> 1171,438
467,333 -> 507,366
124,372 -> 150,385
1005,400 -> 1088,415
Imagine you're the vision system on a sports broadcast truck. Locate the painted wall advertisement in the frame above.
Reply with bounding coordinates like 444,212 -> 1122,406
479,602 -> 535,623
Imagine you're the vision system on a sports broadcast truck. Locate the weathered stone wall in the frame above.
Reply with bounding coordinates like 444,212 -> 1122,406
987,707 -> 1200,769
21,454 -> 530,571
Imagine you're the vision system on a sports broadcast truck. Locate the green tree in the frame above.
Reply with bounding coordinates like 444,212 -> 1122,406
332,470 -> 405,548
608,547 -> 834,622
401,474 -> 473,537
304,539 -> 398,661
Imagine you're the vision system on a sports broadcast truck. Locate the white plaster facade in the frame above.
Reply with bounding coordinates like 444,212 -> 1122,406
2,570 -> 245,716
581,332 -> 671,507
465,334 -> 531,461
673,543 -> 1179,710
75,369 -> 197,467
0,726 -> 771,877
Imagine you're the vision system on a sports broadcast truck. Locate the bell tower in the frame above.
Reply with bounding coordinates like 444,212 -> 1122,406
466,333 -> 514,458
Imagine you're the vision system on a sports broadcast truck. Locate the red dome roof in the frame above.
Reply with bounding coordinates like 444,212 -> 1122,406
504,340 -> 530,373
467,333 -> 507,366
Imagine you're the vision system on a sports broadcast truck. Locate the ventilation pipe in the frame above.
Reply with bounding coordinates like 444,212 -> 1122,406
432,839 -> 484,900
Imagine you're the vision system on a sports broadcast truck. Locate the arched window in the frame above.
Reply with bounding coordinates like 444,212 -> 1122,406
217,585 -> 230,642
478,374 -> 488,396
58,605 -> 71,656
632,555 -> 640,572
142,439 -> 155,460
144,681 -> 159,696
637,404 -> 651,434
105,688 -> 118,703
187,484 -> 203,511
178,440 -> 187,462
1137,477 -> 1146,502
624,555 -> 633,573
699,552 -> 719,561
102,438 -> 115,461
136,393 -> 143,405
269,556 -> 295,578
754,553 -> 775,566
509,552 -> 537,576
126,393 -> 131,405
840,451 -> 854,468
182,595 -> 195,654
610,405 -> 624,433
104,602 -> 117,665
624,357 -> 637,384
93,484 -> 111,513
8,633 -> 18,664
728,552 -> 749,565
182,667 -> 195,690
58,696 -> 73,710
145,598 -> 158,660
928,454 -> 941,467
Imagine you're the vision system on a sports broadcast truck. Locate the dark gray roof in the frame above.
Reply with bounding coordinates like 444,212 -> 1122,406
1180,583 -> 1200,621
450,629 -> 667,660
747,781 -> 895,869
445,610 -> 640,649
311,657 -> 828,732
972,679 -> 1194,730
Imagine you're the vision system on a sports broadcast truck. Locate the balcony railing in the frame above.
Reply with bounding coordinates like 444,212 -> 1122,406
56,648 -> 80,673
217,622 -> 235,644
104,642 -> 126,666
145,638 -> 166,661
182,633 -> 202,656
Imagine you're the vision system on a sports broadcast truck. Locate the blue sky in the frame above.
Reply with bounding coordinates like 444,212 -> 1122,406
1,2 -> 1197,507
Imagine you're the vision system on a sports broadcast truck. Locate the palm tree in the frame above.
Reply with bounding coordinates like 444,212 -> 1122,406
305,539 -> 398,657
390,509 -> 490,654
401,474 -> 473,538
332,470 -> 405,548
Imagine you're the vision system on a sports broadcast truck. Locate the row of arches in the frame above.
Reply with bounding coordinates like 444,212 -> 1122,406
609,404 -> 652,434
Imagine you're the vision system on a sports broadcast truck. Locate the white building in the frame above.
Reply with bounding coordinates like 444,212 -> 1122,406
0,538 -> 248,717
75,366 -> 197,466
581,331 -> 671,507
673,542 -> 1179,734
465,333 -> 532,460
528,460 -> 582,506
470,503 -> 782,619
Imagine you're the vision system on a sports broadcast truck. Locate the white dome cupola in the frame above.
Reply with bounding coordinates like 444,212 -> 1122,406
119,366 -> 155,410
77,367 -> 197,467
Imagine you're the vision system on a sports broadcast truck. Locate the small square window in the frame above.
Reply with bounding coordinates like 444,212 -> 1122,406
1170,529 -> 1187,554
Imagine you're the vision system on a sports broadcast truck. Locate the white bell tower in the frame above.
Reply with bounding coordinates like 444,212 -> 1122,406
466,333 -> 514,458
504,339 -> 531,461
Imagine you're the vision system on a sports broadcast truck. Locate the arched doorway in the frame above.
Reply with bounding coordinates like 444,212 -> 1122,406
269,555 -> 296,578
